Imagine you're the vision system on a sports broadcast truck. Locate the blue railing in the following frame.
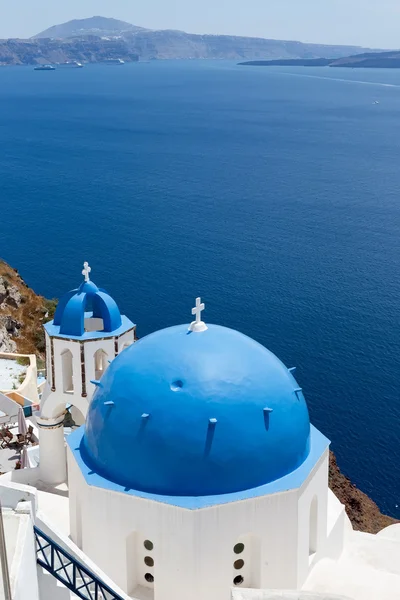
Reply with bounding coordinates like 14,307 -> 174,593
34,526 -> 125,600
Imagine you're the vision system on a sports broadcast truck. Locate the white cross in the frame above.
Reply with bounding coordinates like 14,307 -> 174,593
82,262 -> 91,282
192,297 -> 205,323
189,297 -> 208,332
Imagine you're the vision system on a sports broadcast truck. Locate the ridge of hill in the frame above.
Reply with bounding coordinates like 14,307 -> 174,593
33,16 -> 146,39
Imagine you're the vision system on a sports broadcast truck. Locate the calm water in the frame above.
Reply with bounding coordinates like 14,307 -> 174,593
1,61 -> 400,516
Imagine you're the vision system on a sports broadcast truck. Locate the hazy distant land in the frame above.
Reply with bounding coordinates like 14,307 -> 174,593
240,51 -> 400,69
0,16 -> 384,66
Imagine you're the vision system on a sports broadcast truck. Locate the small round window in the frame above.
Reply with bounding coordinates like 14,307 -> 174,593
144,556 -> 154,567
234,559 -> 244,570
145,573 -> 154,583
233,575 -> 244,586
233,543 -> 245,554
144,540 -> 154,551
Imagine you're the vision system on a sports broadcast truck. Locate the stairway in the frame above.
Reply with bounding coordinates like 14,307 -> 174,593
34,526 -> 124,600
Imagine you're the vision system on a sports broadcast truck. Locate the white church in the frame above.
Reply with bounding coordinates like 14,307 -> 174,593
0,263 -> 399,600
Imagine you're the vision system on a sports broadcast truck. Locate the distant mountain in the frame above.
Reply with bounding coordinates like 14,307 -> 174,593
33,16 -> 145,39
0,16 -> 385,66
240,50 -> 400,69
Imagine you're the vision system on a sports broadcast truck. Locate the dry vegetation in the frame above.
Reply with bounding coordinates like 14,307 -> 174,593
0,260 -> 57,360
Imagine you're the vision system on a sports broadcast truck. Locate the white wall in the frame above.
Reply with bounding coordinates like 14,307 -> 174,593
0,392 -> 21,424
0,352 -> 39,404
297,451 -> 329,587
0,479 -> 38,512
67,447 -> 341,600
1,466 -> 42,488
36,510 -> 132,600
10,512 -> 40,600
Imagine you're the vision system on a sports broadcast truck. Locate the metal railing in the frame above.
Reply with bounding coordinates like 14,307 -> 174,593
34,526 -> 125,600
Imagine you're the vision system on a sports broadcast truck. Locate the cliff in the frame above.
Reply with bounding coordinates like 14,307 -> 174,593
329,452 -> 398,533
0,38 -> 139,66
0,261 -> 56,359
0,16 -> 381,65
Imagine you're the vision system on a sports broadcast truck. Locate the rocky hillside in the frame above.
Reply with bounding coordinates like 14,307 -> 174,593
0,261 -> 56,358
0,38 -> 139,66
329,452 -> 398,533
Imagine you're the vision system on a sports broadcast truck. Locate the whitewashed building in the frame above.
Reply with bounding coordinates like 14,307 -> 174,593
66,294 -> 345,600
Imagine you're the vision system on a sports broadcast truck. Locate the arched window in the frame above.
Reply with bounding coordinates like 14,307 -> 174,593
120,341 -> 133,354
61,349 -> 74,393
309,496 -> 318,557
94,349 -> 108,380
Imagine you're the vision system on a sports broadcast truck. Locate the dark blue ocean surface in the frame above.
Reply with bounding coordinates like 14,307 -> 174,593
1,61 -> 400,516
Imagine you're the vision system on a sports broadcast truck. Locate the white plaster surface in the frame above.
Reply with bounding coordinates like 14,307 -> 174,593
303,530 -> 400,600
67,448 -> 339,600
232,590 -> 351,600
0,509 -> 39,600
0,359 -> 26,391
377,524 -> 400,542
37,490 -> 70,535
0,393 -> 21,425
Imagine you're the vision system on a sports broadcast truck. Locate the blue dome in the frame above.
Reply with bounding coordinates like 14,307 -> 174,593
53,279 -> 122,337
82,324 -> 311,497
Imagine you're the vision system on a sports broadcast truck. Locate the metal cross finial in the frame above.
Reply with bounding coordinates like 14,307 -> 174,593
189,297 -> 208,332
82,261 -> 91,282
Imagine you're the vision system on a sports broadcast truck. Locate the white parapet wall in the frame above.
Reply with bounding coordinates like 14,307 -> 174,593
232,590 -> 352,600
0,352 -> 39,405
0,506 -> 40,600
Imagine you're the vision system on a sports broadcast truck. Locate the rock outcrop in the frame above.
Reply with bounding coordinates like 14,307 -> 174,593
0,261 -> 56,358
329,452 -> 398,534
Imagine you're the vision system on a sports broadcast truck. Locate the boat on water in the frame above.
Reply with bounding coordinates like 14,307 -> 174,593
58,61 -> 84,68
34,64 -> 55,71
103,58 -> 125,65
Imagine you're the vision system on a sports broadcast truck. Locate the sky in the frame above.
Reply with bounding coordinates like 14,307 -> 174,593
0,0 -> 399,49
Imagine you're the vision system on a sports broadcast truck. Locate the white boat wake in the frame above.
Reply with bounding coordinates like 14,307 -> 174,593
276,71 -> 399,88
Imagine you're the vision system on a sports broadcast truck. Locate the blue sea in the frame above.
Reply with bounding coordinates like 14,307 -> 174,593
1,61 -> 400,517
